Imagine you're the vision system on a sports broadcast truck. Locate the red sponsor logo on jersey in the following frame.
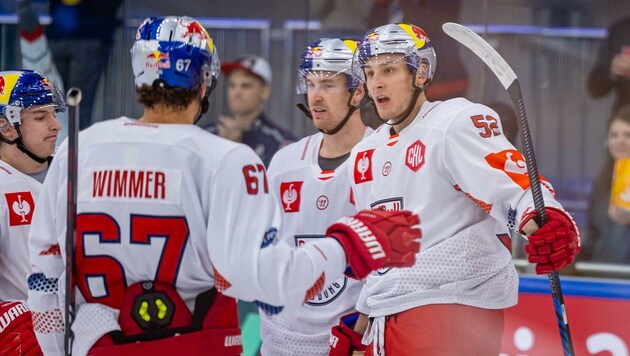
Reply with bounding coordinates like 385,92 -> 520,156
5,192 -> 35,226
485,149 -> 530,189
280,181 -> 303,213
354,149 -> 374,184
405,140 -> 425,172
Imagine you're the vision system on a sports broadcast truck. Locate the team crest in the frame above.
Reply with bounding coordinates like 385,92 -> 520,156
280,181 -> 303,213
5,192 -> 34,226
485,149 -> 530,189
405,140 -> 425,172
354,149 -> 374,184
295,235 -> 348,305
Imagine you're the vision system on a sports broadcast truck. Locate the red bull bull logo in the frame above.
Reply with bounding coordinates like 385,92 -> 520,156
0,76 -> 5,95
306,47 -> 322,59
40,78 -> 53,90
365,32 -> 379,44
145,50 -> 171,69
181,20 -> 208,40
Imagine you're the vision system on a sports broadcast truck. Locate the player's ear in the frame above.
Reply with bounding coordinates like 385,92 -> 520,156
351,85 -> 365,107
0,116 -> 14,138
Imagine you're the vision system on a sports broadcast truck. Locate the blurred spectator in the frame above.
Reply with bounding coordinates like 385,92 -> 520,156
369,0 -> 468,101
587,17 -> 630,117
204,55 -> 295,166
309,0 -> 372,39
17,0 -> 122,130
583,105 -> 630,263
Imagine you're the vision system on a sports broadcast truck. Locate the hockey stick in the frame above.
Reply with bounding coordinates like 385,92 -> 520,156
442,22 -> 575,356
64,88 -> 82,356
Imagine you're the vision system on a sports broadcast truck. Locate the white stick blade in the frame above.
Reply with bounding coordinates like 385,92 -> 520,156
442,22 -> 517,89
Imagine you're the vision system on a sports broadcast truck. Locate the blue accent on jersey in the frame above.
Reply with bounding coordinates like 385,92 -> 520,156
261,227 -> 277,249
27,273 -> 59,293
255,300 -> 284,316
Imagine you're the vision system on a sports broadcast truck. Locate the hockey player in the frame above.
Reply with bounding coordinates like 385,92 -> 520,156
345,23 -> 581,355
26,17 -> 421,356
0,69 -> 65,355
261,38 -> 370,355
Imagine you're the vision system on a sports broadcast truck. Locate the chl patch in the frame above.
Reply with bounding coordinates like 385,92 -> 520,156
405,140 -> 426,172
5,191 -> 35,226
280,181 -> 303,213
354,149 -> 375,184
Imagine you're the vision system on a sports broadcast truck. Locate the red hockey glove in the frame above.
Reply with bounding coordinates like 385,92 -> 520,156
329,314 -> 366,355
520,207 -> 581,275
326,209 -> 421,280
0,301 -> 43,356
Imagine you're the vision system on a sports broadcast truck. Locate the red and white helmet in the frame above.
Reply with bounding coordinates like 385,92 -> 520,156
351,23 -> 436,87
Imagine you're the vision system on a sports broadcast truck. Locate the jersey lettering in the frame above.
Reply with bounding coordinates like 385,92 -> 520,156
471,114 -> 501,138
75,213 -> 189,308
242,164 -> 269,195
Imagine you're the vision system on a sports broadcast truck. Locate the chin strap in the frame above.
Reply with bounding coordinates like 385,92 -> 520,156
297,89 -> 360,135
0,124 -> 50,164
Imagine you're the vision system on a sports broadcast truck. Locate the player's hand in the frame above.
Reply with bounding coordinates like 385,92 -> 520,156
0,301 -> 42,355
611,52 -> 630,79
519,207 -> 580,275
326,209 -> 421,280
329,313 -> 367,355
608,205 -> 630,225
216,115 -> 243,142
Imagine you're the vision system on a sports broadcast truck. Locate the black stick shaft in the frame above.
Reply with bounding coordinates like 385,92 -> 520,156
507,82 -> 574,356
64,88 -> 81,356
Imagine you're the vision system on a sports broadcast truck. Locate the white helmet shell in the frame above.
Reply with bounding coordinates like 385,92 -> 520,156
351,23 -> 436,85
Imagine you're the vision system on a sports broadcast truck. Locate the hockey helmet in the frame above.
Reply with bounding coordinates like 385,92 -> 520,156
131,16 -> 220,90
297,38 -> 360,94
0,70 -> 66,127
351,23 -> 436,86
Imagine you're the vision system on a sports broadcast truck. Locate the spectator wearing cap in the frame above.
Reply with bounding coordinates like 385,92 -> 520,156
205,55 -> 295,166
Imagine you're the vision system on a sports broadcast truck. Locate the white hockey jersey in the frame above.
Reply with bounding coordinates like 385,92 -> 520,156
27,118 -> 347,355
349,98 -> 561,317
261,131 -> 370,356
0,160 -> 41,301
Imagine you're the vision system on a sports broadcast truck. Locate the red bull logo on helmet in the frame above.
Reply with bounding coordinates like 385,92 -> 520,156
145,50 -> 171,69
40,78 -> 53,90
364,31 -> 379,44
180,19 -> 208,40
306,46 -> 322,59
0,76 -> 5,96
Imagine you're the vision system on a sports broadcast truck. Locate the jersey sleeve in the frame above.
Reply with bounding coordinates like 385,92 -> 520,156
206,145 -> 347,311
441,103 -> 562,230
27,141 -> 67,354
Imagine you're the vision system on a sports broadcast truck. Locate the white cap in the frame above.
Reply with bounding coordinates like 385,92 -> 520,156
221,54 -> 272,85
